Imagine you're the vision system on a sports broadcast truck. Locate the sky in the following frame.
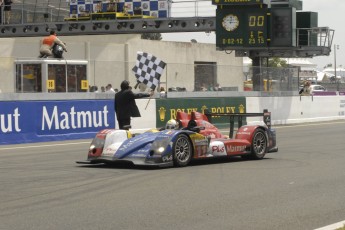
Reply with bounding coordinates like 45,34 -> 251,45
161,0 -> 344,70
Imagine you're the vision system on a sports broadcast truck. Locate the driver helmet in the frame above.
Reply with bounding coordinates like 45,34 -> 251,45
165,119 -> 179,130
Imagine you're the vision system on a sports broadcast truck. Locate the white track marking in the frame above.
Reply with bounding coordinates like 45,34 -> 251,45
0,141 -> 90,151
314,220 -> 345,230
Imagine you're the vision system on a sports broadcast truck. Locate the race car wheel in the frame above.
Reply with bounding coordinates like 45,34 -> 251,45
173,134 -> 192,167
250,129 -> 267,159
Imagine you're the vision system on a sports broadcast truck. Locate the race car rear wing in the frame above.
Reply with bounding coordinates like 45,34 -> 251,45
204,109 -> 271,138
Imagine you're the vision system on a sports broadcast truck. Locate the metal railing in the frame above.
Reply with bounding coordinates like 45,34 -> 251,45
296,27 -> 334,49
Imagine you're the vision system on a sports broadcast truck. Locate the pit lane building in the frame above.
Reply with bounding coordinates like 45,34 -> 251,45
0,34 -> 243,93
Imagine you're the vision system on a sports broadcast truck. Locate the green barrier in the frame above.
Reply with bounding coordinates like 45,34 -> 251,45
155,97 -> 246,129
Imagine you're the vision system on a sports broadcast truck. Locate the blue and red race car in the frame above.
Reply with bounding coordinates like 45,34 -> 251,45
77,110 -> 278,167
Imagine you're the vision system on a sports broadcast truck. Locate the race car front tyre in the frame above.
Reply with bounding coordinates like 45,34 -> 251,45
250,129 -> 267,159
173,134 -> 192,167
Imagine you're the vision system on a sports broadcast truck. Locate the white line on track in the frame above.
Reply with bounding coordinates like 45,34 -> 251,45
0,141 -> 90,151
314,220 -> 345,230
272,120 -> 345,129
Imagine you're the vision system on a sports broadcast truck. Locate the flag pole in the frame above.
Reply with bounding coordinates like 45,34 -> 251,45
145,89 -> 154,110
165,64 -> 168,97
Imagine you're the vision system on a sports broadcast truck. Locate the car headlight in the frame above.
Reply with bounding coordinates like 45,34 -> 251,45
157,146 -> 165,153
150,138 -> 171,156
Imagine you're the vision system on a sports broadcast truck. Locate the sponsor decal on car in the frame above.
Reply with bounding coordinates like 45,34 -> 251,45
225,144 -> 246,153
162,155 -> 173,162
103,147 -> 116,157
208,141 -> 227,156
194,139 -> 208,145
192,136 -> 209,157
118,135 -> 147,151
195,145 -> 208,157
236,127 -> 251,135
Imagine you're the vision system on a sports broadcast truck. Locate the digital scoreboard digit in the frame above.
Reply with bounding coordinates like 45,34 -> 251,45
216,8 -> 268,49
247,9 -> 268,47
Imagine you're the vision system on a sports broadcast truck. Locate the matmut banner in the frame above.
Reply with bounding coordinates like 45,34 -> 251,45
0,100 -> 115,145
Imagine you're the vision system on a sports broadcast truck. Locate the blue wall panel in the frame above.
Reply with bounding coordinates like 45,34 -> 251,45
0,100 -> 115,145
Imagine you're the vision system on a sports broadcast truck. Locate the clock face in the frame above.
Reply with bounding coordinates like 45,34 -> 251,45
222,14 -> 239,32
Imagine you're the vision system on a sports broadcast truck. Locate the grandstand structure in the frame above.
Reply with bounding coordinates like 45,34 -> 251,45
0,0 -> 216,37
0,0 -> 334,58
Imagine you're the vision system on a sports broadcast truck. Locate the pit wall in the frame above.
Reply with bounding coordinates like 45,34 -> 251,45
246,95 -> 345,125
1,93 -> 345,145
135,94 -> 345,130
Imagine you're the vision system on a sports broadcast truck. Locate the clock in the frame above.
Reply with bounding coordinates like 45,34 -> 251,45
222,14 -> 239,32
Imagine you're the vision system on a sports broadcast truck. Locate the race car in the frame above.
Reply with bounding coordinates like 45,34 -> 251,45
76,110 -> 278,167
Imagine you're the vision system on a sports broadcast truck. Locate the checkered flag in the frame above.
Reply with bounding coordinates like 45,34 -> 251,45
132,52 -> 166,90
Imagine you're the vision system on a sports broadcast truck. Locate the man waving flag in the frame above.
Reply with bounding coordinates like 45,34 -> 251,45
132,52 -> 166,90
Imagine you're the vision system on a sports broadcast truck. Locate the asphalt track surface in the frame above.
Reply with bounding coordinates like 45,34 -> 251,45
1,121 -> 345,230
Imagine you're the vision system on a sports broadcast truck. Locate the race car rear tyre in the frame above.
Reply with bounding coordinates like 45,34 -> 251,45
173,134 -> 192,167
250,129 -> 267,159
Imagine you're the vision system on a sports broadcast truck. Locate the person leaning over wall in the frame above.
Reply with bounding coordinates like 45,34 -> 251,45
299,80 -> 312,96
39,30 -> 67,58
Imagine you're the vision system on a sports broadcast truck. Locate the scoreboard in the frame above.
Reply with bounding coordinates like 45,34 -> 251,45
213,1 -> 328,58
216,8 -> 269,48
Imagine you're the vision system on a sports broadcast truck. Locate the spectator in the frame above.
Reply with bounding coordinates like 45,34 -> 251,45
299,80 -> 311,96
200,83 -> 207,91
114,80 -> 153,130
100,86 -> 105,92
106,83 -> 115,93
3,0 -> 12,24
90,85 -> 98,92
133,6 -> 142,15
214,83 -> 222,91
159,86 -> 166,98
39,30 -> 67,58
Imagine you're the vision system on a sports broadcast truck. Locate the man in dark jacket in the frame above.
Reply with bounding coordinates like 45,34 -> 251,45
114,80 -> 152,130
